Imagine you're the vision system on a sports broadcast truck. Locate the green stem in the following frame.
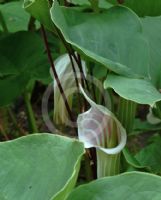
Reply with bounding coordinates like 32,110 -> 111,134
0,108 -> 9,132
96,149 -> 120,178
41,25 -> 76,128
89,0 -> 99,13
0,11 -> 8,33
107,89 -> 114,112
0,124 -> 9,140
117,97 -> 137,134
0,108 -> 9,140
117,97 -> 137,171
108,120 -> 118,148
7,107 -> 26,136
24,92 -> 38,133
97,120 -> 121,177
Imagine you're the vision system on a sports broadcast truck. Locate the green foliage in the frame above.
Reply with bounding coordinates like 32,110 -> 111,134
0,1 -> 29,32
104,75 -> 161,106
133,119 -> 161,133
123,147 -> 148,170
0,31 -> 49,106
0,74 -> 29,107
0,134 -> 85,200
24,0 -> 54,31
67,172 -> 161,200
65,0 -> 112,9
0,0 -> 161,199
135,135 -> 161,174
107,0 -> 161,17
141,16 -> 161,88
50,1 -> 149,77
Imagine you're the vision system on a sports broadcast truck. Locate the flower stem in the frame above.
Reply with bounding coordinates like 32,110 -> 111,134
67,53 -> 82,112
117,97 -> 137,171
117,97 -> 137,134
41,25 -> 76,127
97,120 -> 121,177
24,92 -> 38,133
96,149 -> 120,177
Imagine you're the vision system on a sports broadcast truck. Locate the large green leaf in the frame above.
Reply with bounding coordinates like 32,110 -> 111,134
0,133 -> 85,200
0,31 -> 49,107
69,0 -> 90,5
123,147 -> 148,171
69,0 -> 112,8
0,74 -> 29,107
0,55 -> 17,77
141,16 -> 161,88
0,31 -> 47,77
135,135 -> 161,174
133,119 -> 161,134
51,1 -> 149,77
24,0 -> 55,31
67,172 -> 161,200
104,75 -> 161,106
107,0 -> 161,17
0,1 -> 30,32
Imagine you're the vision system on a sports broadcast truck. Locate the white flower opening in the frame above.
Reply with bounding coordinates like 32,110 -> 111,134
77,85 -> 127,155
50,54 -> 86,125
